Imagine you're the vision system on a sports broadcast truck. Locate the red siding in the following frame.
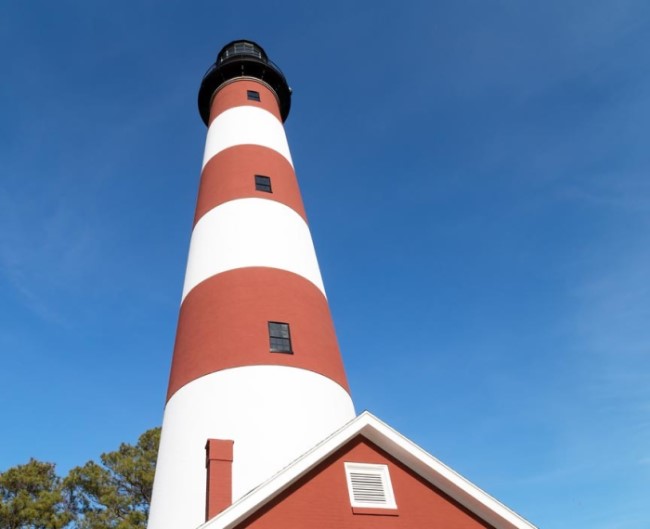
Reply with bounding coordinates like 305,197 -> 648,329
235,438 -> 495,529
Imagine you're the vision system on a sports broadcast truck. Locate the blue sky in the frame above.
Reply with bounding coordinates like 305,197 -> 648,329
1,1 -> 649,528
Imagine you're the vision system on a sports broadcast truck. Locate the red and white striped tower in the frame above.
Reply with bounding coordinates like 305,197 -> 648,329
148,41 -> 355,529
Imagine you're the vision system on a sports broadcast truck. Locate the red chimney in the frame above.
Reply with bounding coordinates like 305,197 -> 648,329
205,439 -> 234,520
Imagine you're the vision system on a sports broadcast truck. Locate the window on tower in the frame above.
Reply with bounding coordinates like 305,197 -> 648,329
268,322 -> 292,353
255,175 -> 272,193
247,90 -> 261,102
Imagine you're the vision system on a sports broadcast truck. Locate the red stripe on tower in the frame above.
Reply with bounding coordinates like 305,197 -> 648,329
195,146 -> 306,226
148,41 -> 356,529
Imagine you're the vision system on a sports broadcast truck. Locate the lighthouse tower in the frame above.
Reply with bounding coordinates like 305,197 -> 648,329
148,41 -> 356,529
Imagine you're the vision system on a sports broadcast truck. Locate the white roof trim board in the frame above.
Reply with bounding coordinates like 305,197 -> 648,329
198,411 -> 538,529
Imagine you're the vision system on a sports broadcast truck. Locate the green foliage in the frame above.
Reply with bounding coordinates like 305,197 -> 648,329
65,427 -> 160,529
0,459 -> 72,529
0,427 -> 160,529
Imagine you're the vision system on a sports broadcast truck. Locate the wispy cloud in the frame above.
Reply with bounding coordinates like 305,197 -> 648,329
0,188 -> 91,326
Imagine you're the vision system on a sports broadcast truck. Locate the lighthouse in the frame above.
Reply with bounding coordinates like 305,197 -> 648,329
147,40 -> 537,529
147,40 -> 356,529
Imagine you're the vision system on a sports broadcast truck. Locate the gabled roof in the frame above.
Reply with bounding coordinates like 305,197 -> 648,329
199,411 -> 537,529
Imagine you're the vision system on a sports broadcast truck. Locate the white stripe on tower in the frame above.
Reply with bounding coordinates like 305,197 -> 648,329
148,41 -> 355,529
182,199 -> 326,301
202,106 -> 293,169
152,368 -> 353,529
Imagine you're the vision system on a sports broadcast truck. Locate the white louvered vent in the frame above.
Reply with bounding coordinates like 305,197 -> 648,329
344,463 -> 397,509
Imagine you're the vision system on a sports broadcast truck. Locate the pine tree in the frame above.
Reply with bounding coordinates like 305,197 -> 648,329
0,459 -> 73,529
0,427 -> 160,529
65,428 -> 160,529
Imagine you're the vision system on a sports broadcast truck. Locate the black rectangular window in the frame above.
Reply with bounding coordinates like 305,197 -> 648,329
247,90 -> 261,102
255,175 -> 272,193
268,322 -> 292,353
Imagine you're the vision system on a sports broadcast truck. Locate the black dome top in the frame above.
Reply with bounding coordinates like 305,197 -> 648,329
198,40 -> 292,125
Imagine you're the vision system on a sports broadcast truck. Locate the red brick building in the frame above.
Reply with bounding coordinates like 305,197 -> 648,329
198,413 -> 535,529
